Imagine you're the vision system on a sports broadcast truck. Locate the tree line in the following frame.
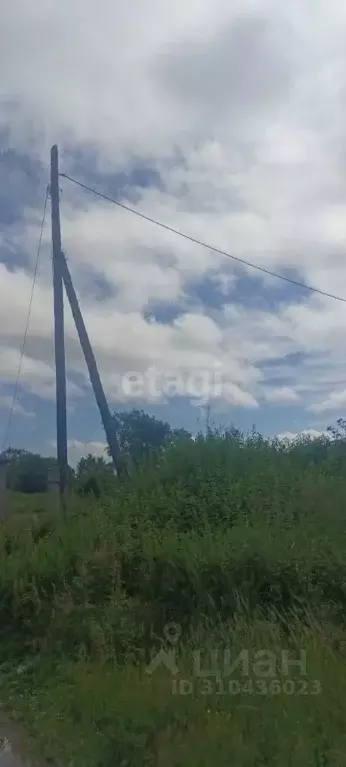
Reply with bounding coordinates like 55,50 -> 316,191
3,410 -> 345,495
2,409 -> 192,494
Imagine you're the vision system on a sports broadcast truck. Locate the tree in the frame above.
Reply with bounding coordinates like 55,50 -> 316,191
77,455 -> 111,476
75,454 -> 115,498
4,449 -> 59,493
327,418 -> 346,440
109,409 -> 191,468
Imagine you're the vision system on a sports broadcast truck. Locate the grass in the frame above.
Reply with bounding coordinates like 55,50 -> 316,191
1,430 -> 346,764
2,619 -> 346,766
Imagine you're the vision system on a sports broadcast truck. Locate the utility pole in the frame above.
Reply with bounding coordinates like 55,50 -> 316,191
50,145 -> 68,502
59,251 -> 126,477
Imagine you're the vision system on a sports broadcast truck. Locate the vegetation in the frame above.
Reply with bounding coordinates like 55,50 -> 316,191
110,408 -> 191,470
4,448 -> 58,494
1,416 -> 346,765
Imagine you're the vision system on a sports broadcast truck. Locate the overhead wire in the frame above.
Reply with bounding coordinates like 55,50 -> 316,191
1,186 -> 49,453
60,171 -> 346,305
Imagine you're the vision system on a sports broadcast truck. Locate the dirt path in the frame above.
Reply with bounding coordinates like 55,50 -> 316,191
0,719 -> 33,767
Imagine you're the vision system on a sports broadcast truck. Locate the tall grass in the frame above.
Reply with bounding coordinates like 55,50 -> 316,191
1,430 -> 346,765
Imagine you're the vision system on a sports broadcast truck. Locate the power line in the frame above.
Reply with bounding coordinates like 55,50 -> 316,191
60,171 -> 346,306
1,186 -> 49,453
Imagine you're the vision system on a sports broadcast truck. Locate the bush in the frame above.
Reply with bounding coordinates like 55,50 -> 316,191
2,426 -> 346,661
5,450 -> 58,494
74,455 -> 116,498
2,423 -> 346,766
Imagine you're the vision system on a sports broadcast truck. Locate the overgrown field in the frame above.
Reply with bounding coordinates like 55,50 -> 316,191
2,430 -> 346,765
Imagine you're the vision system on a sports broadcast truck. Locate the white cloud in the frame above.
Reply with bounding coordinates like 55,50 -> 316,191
0,0 -> 273,162
276,429 -> 328,442
0,395 -> 35,419
309,390 -> 346,413
67,440 -> 109,466
263,386 -> 300,404
2,0 -> 346,434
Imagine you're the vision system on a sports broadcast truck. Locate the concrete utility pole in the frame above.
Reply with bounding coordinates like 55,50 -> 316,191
47,464 -> 61,514
59,251 -> 126,477
0,455 -> 9,522
50,145 -> 68,501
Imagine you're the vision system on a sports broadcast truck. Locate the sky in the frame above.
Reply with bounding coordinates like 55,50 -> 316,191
1,0 -> 346,465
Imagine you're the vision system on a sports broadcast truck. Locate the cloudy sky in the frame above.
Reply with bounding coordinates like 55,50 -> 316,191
1,0 -> 346,463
